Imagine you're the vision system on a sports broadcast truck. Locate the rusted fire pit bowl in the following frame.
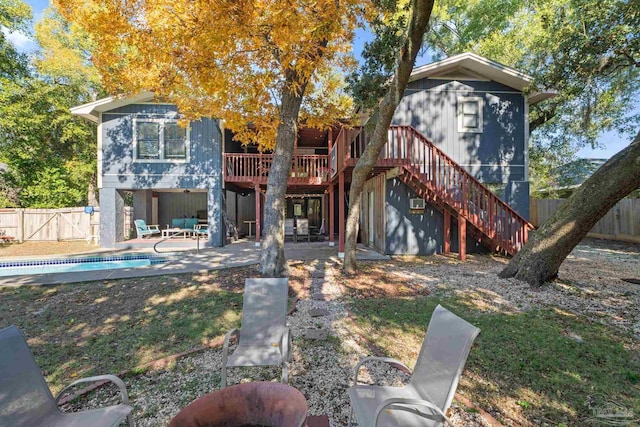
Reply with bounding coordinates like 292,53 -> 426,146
168,382 -> 308,427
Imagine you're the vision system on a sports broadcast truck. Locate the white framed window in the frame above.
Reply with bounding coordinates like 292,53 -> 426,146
457,96 -> 483,133
133,118 -> 190,162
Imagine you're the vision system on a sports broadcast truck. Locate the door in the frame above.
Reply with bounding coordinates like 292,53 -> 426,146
368,192 -> 375,247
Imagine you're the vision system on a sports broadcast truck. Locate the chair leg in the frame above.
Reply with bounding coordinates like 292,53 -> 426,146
221,365 -> 227,388
281,363 -> 288,384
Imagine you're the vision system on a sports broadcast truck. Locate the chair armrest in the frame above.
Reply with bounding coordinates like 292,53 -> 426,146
148,225 -> 160,231
374,398 -> 451,426
353,356 -> 412,385
55,374 -> 131,406
280,327 -> 293,362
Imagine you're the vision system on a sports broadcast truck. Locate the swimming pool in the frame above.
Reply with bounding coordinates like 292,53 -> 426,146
0,254 -> 172,277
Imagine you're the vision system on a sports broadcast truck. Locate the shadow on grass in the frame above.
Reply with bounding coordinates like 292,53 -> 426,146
348,296 -> 640,426
0,267 -> 258,393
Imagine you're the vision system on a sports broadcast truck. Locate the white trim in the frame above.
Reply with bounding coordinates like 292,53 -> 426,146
132,118 -> 191,164
70,92 -> 155,122
338,252 -> 345,258
97,112 -> 103,189
410,53 -> 533,88
524,95 -> 530,181
408,52 -> 556,105
404,88 -> 521,95
457,96 -> 483,133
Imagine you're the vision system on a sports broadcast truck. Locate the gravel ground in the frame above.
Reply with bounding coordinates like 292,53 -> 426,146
61,238 -> 638,426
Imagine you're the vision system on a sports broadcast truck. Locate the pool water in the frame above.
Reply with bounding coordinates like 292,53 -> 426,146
0,255 -> 170,277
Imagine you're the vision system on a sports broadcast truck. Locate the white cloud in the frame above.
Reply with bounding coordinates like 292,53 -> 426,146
1,27 -> 35,51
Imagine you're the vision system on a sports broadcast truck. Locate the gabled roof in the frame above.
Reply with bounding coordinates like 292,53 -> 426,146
410,52 -> 556,105
70,92 -> 155,123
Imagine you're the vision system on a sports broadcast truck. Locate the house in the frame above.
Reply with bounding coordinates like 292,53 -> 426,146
71,52 -> 554,257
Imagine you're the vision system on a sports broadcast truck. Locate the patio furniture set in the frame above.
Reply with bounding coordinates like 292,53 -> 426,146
0,278 -> 480,427
134,218 -> 209,239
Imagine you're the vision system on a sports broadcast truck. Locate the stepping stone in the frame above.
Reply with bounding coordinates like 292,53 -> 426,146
311,270 -> 326,278
304,415 -> 329,427
309,308 -> 329,317
305,329 -> 329,340
311,293 -> 325,300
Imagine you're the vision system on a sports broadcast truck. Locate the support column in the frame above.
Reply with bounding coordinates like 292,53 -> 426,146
458,214 -> 466,261
207,185 -> 224,247
329,185 -> 335,246
443,210 -> 451,254
254,184 -> 261,246
338,172 -> 345,257
132,190 -> 153,224
99,187 -> 124,247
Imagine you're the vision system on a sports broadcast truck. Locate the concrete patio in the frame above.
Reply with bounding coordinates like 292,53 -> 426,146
0,240 -> 388,287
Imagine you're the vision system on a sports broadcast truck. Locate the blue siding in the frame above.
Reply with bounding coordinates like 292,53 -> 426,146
99,103 -> 225,247
393,79 -> 526,183
385,179 -> 484,255
101,104 -> 222,189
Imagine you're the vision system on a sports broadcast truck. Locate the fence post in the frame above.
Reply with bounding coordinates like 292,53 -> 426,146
17,209 -> 24,242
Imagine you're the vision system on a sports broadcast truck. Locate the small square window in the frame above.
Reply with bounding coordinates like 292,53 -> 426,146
458,97 -> 483,133
136,122 -> 160,159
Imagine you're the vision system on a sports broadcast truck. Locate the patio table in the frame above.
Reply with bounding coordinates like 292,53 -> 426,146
162,228 -> 192,238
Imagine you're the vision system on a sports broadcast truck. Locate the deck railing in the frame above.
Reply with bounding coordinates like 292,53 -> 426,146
224,154 -> 330,184
334,125 -> 532,255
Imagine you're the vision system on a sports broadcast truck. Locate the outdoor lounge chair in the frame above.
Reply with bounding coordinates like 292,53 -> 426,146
347,305 -> 480,427
0,325 -> 134,427
134,219 -> 160,238
221,278 -> 292,387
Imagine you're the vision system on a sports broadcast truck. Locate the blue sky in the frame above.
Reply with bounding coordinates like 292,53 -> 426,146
7,0 -> 634,159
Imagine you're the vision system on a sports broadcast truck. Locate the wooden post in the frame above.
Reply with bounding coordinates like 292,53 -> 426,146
17,208 -> 24,242
254,184 -> 261,246
338,172 -> 345,256
458,214 -> 466,261
443,210 -> 450,254
329,185 -> 335,246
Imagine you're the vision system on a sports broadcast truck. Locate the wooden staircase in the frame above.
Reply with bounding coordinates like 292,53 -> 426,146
356,126 -> 533,256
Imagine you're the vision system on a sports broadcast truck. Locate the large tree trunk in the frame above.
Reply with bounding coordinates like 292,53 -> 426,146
343,0 -> 434,273
499,130 -> 640,286
259,70 -> 309,277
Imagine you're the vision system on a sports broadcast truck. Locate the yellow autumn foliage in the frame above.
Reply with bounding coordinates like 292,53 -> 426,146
54,0 -> 366,149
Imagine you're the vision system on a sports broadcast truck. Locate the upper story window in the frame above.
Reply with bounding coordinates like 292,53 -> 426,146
457,96 -> 483,133
134,119 -> 190,162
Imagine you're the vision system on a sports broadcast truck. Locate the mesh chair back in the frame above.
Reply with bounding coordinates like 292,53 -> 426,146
240,278 -> 289,346
0,326 -> 59,427
409,305 -> 480,411
297,219 -> 309,235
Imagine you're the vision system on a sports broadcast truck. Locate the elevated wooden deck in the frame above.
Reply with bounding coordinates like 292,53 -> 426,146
223,125 -> 533,256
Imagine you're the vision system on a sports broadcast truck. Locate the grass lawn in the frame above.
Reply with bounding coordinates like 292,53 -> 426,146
343,263 -> 640,426
0,267 -> 255,393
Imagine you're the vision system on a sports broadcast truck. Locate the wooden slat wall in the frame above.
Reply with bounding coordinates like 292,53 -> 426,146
531,198 -> 640,243
361,174 -> 386,252
0,207 -> 132,242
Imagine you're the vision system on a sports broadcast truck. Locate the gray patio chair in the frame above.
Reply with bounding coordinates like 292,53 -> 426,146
221,278 -> 292,387
0,325 -> 134,427
347,305 -> 480,427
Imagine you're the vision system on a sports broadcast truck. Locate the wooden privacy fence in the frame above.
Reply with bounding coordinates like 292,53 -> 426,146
530,198 -> 640,243
0,207 -> 133,243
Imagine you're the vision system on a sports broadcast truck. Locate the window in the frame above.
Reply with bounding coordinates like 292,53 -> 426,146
457,97 -> 483,133
134,119 -> 189,162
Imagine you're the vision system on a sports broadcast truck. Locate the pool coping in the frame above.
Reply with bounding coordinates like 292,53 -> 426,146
0,242 -> 388,287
